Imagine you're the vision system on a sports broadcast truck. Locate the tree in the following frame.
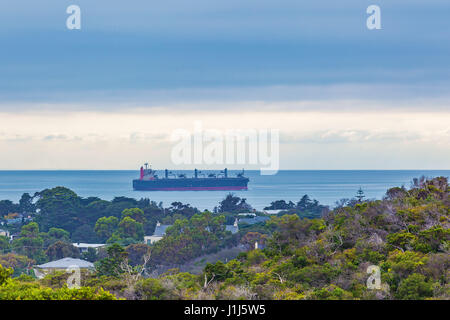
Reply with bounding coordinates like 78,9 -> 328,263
240,232 -> 268,250
355,187 -> 365,202
121,208 -> 146,224
396,273 -> 434,300
218,194 -> 252,213
95,216 -> 119,241
95,243 -> 128,277
0,264 -> 13,286
0,236 -> 10,254
116,217 -> 144,242
45,241 -> 80,261
43,227 -> 71,248
264,200 -> 295,210
0,200 -> 19,216
47,228 -> 70,241
34,187 -> 83,233
72,224 -> 100,243
135,278 -> 169,300
82,247 -> 98,262
12,222 -> 46,264
19,193 -> 36,215
0,254 -> 34,277
126,243 -> 151,267
0,278 -> 117,300
150,212 -> 229,265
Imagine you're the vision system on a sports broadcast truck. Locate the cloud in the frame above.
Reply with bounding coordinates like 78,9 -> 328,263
0,108 -> 448,169
280,129 -> 424,144
1,83 -> 450,113
43,134 -> 69,141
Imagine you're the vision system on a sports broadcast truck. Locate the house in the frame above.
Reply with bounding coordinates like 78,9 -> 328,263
0,229 -> 9,238
5,218 -> 22,225
144,221 -> 172,245
33,257 -> 95,279
263,209 -> 283,215
225,218 -> 239,234
239,216 -> 270,225
72,243 -> 106,254
238,212 -> 256,217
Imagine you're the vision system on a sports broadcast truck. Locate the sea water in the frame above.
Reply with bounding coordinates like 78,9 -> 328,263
0,170 -> 448,210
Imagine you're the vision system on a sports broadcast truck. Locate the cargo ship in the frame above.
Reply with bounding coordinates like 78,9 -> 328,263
133,163 -> 249,191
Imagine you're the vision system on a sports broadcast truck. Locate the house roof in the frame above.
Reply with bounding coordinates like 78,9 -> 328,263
153,224 -> 171,237
72,243 -> 106,248
263,209 -> 283,215
238,212 -> 256,216
35,258 -> 94,269
239,216 -> 270,225
225,225 -> 239,234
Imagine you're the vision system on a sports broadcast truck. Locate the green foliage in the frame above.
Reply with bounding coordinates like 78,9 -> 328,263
121,208 -> 146,224
396,273 -> 434,300
82,247 -> 98,262
217,194 -> 252,213
125,243 -> 150,266
0,236 -> 10,254
116,216 -> 144,242
11,222 -> 46,264
0,264 -> 13,286
95,216 -> 119,242
135,278 -> 169,300
0,278 -> 117,300
45,241 -> 80,261
0,200 -> 19,216
204,261 -> 232,282
310,284 -> 354,300
95,244 -> 128,277
0,253 -> 34,277
34,187 -> 82,233
246,250 -> 267,265
151,211 -> 231,264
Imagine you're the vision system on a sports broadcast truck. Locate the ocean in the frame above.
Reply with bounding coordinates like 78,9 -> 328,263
0,170 -> 449,210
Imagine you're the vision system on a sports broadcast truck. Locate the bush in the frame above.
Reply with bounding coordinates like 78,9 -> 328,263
396,273 -> 434,300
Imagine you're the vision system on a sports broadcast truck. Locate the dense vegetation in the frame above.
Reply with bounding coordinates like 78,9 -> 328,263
0,176 -> 448,300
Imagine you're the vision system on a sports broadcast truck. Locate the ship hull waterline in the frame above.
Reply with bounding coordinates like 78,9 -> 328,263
133,177 -> 249,191
133,186 -> 248,191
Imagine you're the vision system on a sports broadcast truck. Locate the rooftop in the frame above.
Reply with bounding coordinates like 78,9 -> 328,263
263,209 -> 284,215
239,216 -> 270,225
225,225 -> 239,234
72,243 -> 106,248
35,258 -> 94,269
153,223 -> 172,237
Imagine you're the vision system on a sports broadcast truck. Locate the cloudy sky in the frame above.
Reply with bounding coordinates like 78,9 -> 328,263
0,0 -> 449,169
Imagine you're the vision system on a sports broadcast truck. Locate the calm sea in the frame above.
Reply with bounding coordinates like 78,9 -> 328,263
0,170 -> 448,210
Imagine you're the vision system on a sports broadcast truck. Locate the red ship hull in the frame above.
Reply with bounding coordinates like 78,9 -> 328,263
134,186 -> 248,191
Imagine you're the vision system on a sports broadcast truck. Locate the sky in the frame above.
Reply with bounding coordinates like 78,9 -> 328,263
0,0 -> 449,170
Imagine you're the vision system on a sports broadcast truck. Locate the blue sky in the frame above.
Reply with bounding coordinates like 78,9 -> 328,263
0,1 -> 449,169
